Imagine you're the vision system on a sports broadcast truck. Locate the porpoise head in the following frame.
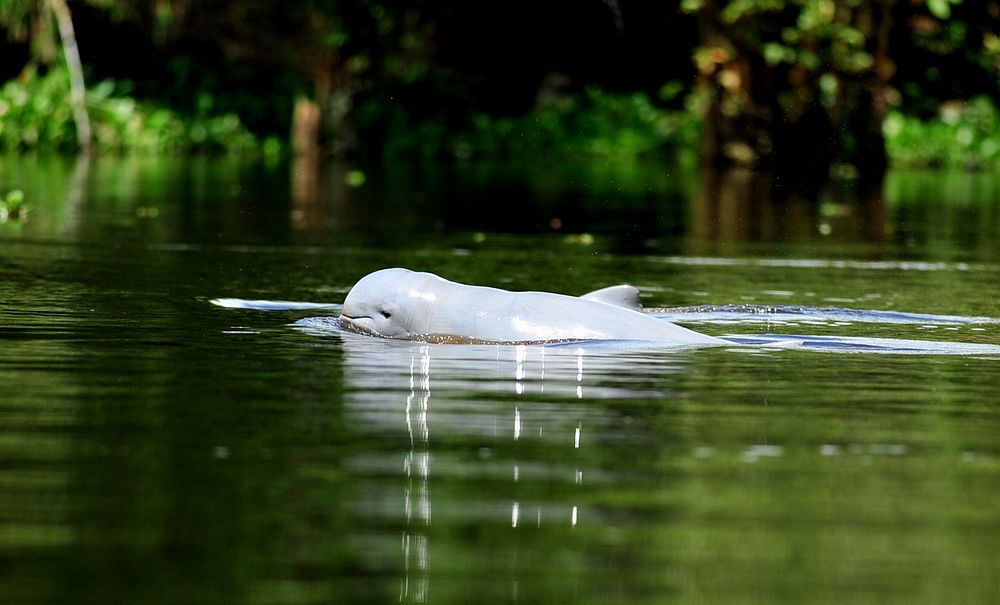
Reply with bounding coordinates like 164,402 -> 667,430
340,268 -> 439,338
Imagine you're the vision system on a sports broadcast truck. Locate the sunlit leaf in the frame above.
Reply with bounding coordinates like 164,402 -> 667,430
927,0 -> 951,20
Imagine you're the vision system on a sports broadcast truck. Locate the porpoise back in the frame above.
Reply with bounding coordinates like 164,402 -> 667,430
339,268 -> 726,346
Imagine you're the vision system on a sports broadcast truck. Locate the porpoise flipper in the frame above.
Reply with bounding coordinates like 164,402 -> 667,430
580,285 -> 643,311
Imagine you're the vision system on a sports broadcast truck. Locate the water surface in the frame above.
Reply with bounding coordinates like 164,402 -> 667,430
2,155 -> 1000,604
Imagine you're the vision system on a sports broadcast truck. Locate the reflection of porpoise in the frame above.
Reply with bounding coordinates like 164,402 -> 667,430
339,268 -> 727,346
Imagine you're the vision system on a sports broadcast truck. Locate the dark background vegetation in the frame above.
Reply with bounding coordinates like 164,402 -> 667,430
2,1 -> 1000,174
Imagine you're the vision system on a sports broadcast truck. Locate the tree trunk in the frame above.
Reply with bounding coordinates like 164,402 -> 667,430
695,0 -> 893,183
47,0 -> 92,154
834,0 -> 894,179
292,97 -> 322,157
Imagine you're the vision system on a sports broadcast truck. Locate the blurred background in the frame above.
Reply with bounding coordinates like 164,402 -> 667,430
1,1 -> 999,170
3,0 -> 1000,248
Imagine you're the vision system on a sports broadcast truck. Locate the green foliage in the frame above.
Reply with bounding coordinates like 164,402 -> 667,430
694,0 -> 878,82
1,0 -> 998,169
0,188 -> 26,223
926,0 -> 962,20
884,96 -> 1000,169
0,66 -> 261,153
902,0 -> 999,114
0,0 -> 33,39
380,87 -> 701,161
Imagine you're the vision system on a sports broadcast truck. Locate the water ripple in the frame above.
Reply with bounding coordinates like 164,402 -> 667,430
647,255 -> 988,272
654,304 -> 998,325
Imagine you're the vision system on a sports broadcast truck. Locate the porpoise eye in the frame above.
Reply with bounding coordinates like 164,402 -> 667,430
380,309 -> 392,319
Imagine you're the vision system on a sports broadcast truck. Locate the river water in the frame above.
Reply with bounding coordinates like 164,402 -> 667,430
2,155 -> 999,604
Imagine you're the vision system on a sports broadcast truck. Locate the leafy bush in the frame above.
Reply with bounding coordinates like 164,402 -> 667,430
884,96 -> 1000,170
379,86 -> 701,161
0,66 -> 260,153
0,188 -> 26,223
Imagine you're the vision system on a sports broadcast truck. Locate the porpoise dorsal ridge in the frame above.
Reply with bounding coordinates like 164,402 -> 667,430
580,285 -> 643,311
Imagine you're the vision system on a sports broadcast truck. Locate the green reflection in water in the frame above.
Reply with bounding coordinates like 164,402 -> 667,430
1,155 -> 999,604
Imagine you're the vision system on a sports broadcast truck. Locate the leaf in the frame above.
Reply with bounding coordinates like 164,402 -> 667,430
927,0 -> 951,20
763,43 -> 787,65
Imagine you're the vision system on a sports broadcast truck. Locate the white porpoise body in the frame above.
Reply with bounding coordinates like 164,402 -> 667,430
339,268 -> 727,345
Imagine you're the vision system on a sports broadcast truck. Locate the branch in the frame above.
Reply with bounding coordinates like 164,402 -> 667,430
47,0 -> 92,153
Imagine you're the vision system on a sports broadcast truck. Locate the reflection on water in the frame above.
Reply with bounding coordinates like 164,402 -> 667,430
402,345 -> 431,603
338,335 -> 693,603
3,154 -> 1000,604
4,155 -> 1000,255
694,167 -> 888,244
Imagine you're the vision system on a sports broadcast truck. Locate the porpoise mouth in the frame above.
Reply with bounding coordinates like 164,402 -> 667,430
338,315 -> 380,336
339,316 -> 577,345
